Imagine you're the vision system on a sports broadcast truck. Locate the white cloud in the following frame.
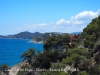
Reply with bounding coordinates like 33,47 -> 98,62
56,19 -> 65,25
70,10 -> 100,25
38,23 -> 47,26
16,9 -> 100,33
56,19 -> 70,25
71,11 -> 98,20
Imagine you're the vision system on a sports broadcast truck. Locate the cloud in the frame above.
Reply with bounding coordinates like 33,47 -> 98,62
56,19 -> 70,25
16,9 -> 100,33
70,10 -> 100,25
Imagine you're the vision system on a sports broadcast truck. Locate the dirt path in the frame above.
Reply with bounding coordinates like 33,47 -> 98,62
9,63 -> 22,75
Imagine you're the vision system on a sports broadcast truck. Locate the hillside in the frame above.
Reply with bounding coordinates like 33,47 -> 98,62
0,32 -> 79,40
81,15 -> 100,48
12,31 -> 42,39
0,31 -> 43,39
1,16 -> 100,75
16,15 -> 100,75
32,32 -> 68,42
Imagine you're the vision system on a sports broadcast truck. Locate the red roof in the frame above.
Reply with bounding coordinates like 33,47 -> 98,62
69,34 -> 78,41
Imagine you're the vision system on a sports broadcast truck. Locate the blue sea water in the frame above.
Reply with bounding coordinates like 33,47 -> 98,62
0,38 -> 43,66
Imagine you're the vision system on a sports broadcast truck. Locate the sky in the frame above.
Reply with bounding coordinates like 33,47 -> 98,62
0,0 -> 100,35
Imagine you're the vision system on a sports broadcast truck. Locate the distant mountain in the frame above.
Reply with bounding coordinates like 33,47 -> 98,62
70,32 -> 81,34
0,31 -> 43,39
0,31 -> 81,40
0,35 -> 4,37
13,31 -> 42,39
0,35 -> 6,38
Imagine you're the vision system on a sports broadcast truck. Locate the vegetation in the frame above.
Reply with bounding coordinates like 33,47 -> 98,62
33,15 -> 100,75
21,48 -> 35,65
7,15 -> 100,75
17,65 -> 31,75
32,32 -> 68,43
81,15 -> 100,48
0,64 -> 9,75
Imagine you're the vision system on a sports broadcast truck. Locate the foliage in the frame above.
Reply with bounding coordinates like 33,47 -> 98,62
32,51 -> 51,69
69,48 -> 88,56
21,48 -> 35,65
44,34 -> 70,51
18,15 -> 100,75
17,65 -> 31,75
97,64 -> 100,73
82,15 -> 100,48
0,64 -> 9,74
41,71 -> 69,75
33,34 -> 70,69
21,48 -> 35,59
50,62 -> 66,69
62,47 -> 90,72
32,50 -> 67,69
77,71 -> 89,75
62,57 -> 74,65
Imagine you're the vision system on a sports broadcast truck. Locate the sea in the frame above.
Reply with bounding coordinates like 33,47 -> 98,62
0,38 -> 43,66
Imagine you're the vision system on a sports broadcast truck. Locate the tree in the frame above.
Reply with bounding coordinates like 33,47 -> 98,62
21,48 -> 35,65
77,71 -> 89,75
62,57 -> 74,65
41,70 -> 69,75
32,48 -> 67,69
32,51 -> 51,69
0,64 -> 9,75
17,65 -> 31,75
44,34 -> 70,52
64,48 -> 89,71
82,15 -> 100,49
51,62 -> 66,69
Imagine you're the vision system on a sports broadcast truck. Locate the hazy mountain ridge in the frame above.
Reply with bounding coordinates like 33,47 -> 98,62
70,32 -> 81,34
0,31 -> 81,39
0,31 -> 43,39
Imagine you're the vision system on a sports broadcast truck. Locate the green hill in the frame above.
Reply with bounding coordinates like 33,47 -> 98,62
81,15 -> 100,48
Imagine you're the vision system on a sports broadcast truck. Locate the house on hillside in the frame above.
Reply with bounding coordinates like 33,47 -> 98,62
69,34 -> 78,47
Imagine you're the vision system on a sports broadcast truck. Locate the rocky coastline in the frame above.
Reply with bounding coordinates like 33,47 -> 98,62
29,40 -> 43,44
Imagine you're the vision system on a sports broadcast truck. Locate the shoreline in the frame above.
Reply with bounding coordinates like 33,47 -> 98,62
29,40 -> 44,44
0,37 -> 30,40
8,61 -> 26,75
